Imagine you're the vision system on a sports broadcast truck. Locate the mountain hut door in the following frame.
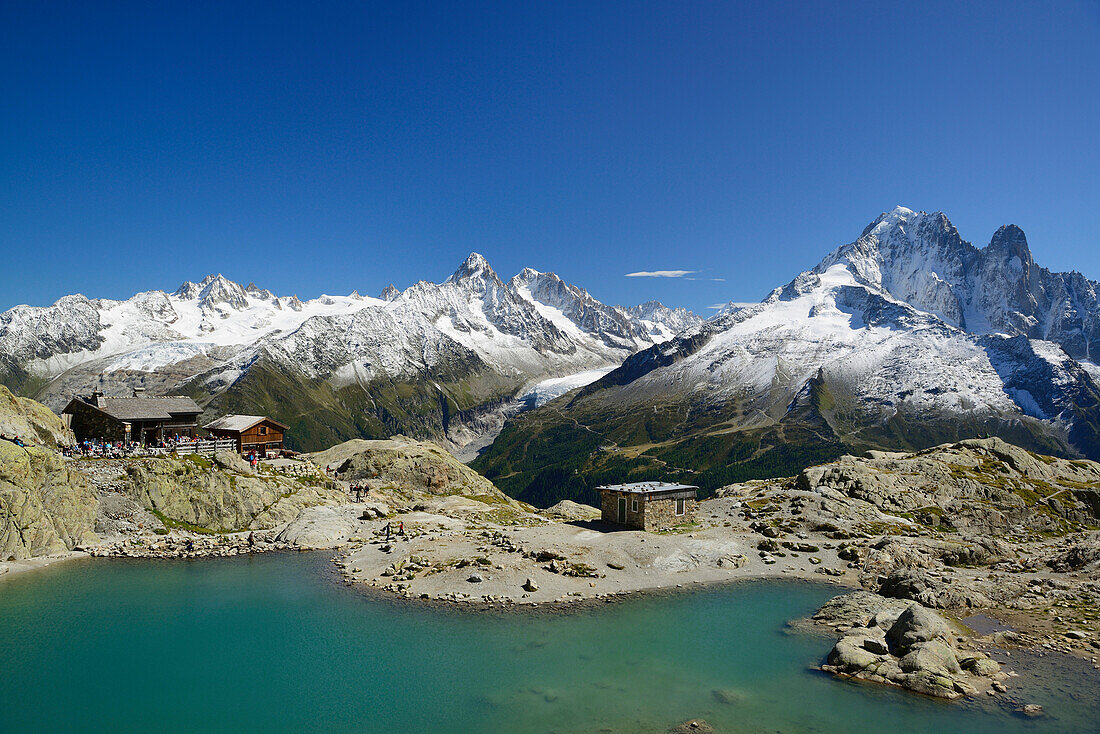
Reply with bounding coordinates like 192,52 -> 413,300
617,497 -> 627,523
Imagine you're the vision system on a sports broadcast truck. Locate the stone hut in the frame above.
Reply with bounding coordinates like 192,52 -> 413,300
62,389 -> 202,444
595,482 -> 698,531
204,414 -> 288,456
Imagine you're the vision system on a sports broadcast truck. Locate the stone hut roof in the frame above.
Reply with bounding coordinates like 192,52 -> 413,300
595,481 -> 698,496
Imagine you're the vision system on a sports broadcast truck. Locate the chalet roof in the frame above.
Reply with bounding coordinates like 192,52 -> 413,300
204,414 -> 288,432
91,396 -> 202,421
595,481 -> 698,495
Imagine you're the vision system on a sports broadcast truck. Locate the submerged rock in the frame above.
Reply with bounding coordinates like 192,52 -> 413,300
711,688 -> 741,705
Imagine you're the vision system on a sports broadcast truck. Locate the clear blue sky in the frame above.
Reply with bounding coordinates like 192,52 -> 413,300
2,1 -> 1097,314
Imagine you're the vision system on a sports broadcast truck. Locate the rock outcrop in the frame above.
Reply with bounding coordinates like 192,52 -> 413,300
542,500 -> 601,521
817,592 -> 1004,699
123,454 -> 347,533
796,438 -> 1100,535
311,436 -> 527,509
0,442 -> 98,559
276,505 -> 362,548
0,384 -> 73,448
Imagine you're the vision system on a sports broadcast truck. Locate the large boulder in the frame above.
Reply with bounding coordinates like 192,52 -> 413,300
812,591 -> 911,628
817,592 -> 996,701
543,500 -> 601,521
0,385 -> 73,448
276,506 -> 359,548
0,442 -> 98,559
899,640 -> 961,676
887,604 -> 952,649
213,451 -> 252,474
827,636 -> 883,673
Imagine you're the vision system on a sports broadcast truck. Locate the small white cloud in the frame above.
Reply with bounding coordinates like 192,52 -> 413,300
625,269 -> 696,278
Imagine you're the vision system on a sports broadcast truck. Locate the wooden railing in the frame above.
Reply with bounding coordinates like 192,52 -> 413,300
147,439 -> 237,456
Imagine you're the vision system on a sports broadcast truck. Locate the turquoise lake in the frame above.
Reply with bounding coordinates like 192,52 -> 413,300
0,553 -> 1096,733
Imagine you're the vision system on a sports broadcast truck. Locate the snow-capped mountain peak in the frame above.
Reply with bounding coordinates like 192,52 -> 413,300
986,224 -> 1032,263
193,274 -> 250,311
807,208 -> 1100,361
447,252 -> 500,286
560,208 -> 1100,468
1,254 -> 701,441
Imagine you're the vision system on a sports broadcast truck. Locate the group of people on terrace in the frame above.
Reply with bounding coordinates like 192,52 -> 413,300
62,435 -> 224,458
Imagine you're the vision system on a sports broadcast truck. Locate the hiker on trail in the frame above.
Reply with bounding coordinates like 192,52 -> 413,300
399,521 -> 404,536
384,522 -> 391,541
247,531 -> 255,549
354,486 -> 362,502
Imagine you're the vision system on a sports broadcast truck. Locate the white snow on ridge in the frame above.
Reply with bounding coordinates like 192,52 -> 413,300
6,262 -> 699,412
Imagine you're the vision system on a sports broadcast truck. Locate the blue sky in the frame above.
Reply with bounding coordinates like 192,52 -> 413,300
2,1 -> 1097,314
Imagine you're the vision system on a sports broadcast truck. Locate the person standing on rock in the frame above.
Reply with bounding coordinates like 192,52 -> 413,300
247,531 -> 255,550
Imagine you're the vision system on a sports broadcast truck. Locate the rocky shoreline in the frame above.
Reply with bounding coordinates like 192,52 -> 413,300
5,434 -> 1100,712
84,529 -> 288,559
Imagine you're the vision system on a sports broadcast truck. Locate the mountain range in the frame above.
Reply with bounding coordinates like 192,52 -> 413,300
6,206 -> 1100,509
473,207 -> 1100,506
0,255 -> 698,451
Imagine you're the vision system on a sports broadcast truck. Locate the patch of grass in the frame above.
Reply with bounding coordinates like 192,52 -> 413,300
561,562 -> 599,578
656,521 -> 702,535
180,453 -> 212,470
1057,479 -> 1100,490
467,493 -> 511,506
150,509 -> 221,535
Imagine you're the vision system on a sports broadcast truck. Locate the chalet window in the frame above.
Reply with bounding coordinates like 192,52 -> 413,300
259,426 -> 267,435
631,498 -> 638,512
675,498 -> 685,516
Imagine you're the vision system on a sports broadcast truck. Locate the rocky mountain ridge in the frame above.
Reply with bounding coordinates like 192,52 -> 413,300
0,256 -> 699,451
819,208 -> 1100,360
475,208 -> 1100,506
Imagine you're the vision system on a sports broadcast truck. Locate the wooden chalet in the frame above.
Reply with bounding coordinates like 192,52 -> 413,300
204,415 -> 288,457
62,388 -> 202,445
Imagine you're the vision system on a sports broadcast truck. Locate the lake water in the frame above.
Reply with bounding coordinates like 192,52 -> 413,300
1,553 -> 1096,733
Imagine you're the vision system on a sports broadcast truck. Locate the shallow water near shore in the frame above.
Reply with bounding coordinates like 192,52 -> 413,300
0,553 -> 1095,733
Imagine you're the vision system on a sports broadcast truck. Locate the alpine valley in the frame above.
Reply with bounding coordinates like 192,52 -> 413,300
0,254 -> 698,454
474,207 -> 1100,506
7,207 -> 1100,510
